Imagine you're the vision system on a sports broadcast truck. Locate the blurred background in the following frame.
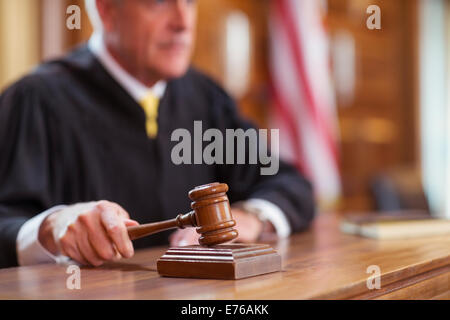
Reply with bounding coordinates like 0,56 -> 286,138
0,0 -> 448,217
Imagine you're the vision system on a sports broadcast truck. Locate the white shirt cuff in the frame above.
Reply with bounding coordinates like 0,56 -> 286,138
234,198 -> 291,238
16,205 -> 71,266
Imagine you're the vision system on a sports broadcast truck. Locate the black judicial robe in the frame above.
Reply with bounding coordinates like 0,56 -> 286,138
0,46 -> 315,268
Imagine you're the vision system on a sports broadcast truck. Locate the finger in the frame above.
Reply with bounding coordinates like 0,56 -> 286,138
124,219 -> 139,227
169,230 -> 182,246
75,238 -> 98,267
170,229 -> 199,246
169,229 -> 190,246
112,245 -> 122,261
87,215 -> 117,261
76,229 -> 104,267
187,232 -> 200,246
61,242 -> 88,266
100,207 -> 134,258
79,210 -> 116,261
96,201 -> 130,220
116,207 -> 131,220
59,228 -> 89,266
233,212 -> 263,243
109,201 -> 130,220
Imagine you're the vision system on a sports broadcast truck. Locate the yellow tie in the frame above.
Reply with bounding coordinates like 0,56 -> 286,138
139,93 -> 160,138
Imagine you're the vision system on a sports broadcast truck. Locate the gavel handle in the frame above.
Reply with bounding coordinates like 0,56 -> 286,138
127,211 -> 197,241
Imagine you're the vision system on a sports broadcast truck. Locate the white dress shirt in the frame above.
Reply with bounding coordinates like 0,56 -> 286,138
16,32 -> 291,266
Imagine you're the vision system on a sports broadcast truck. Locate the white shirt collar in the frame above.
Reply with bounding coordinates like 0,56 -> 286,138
88,32 -> 166,102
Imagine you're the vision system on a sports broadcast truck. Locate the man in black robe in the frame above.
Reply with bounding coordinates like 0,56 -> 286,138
0,0 -> 315,268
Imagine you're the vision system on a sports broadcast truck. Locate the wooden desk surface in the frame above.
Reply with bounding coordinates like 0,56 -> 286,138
1,214 -> 449,300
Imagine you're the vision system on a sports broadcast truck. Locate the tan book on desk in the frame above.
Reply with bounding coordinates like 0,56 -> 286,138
340,212 -> 450,239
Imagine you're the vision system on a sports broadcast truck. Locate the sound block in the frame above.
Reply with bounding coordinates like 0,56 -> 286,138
157,244 -> 282,280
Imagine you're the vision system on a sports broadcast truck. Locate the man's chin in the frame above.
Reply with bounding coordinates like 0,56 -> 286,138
156,64 -> 190,80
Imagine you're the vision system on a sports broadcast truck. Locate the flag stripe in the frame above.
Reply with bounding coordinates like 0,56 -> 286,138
269,0 -> 341,204
269,78 -> 310,176
274,0 -> 338,165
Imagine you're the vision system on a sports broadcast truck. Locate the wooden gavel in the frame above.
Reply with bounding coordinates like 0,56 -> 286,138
126,183 -> 238,246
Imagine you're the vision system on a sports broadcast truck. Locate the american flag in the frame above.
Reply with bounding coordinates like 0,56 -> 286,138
269,0 -> 341,208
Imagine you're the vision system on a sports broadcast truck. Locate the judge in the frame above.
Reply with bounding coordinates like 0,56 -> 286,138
0,0 -> 315,268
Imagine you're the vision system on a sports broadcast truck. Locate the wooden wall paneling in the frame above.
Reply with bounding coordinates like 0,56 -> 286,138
39,0 -> 92,60
328,0 -> 419,211
192,0 -> 270,128
0,0 -> 41,90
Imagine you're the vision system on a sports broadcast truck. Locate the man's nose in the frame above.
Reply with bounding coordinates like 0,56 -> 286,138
170,0 -> 194,31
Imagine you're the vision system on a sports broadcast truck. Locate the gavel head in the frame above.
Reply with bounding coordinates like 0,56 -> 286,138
188,183 -> 238,246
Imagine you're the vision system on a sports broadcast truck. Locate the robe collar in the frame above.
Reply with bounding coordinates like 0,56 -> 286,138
88,32 -> 167,102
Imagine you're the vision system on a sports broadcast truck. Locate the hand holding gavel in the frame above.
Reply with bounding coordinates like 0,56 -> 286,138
38,183 -> 238,267
127,183 -> 239,246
